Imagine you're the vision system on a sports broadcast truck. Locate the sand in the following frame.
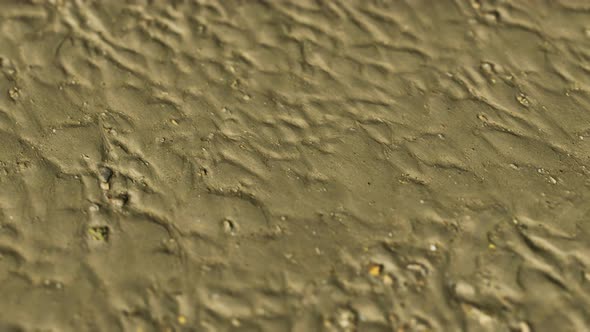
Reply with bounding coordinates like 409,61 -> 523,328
1,0 -> 590,331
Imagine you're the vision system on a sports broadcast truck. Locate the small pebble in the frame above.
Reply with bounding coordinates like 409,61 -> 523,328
518,321 -> 531,332
335,308 -> 357,331
368,263 -> 384,277
454,281 -> 476,300
8,87 -> 19,100
110,196 -> 126,208
88,226 -> 110,242
483,10 -> 500,23
98,166 -> 113,183
517,93 -> 530,107
222,219 -> 235,234
383,274 -> 393,286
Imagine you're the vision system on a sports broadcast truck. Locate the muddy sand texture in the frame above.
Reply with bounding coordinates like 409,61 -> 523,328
1,0 -> 590,331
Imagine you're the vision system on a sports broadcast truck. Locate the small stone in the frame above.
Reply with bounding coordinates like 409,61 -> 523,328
368,263 -> 384,277
383,274 -> 393,286
8,87 -> 19,101
88,226 -> 110,242
98,166 -> 113,183
161,238 -> 178,254
517,321 -> 531,332
110,197 -> 123,207
483,10 -> 501,23
110,193 -> 129,207
454,281 -> 476,300
478,113 -> 489,122
516,93 -> 530,107
480,62 -> 494,75
335,307 -> 357,331
222,219 -> 235,234
272,224 -> 282,235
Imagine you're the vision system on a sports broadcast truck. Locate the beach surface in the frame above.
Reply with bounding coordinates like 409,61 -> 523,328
1,0 -> 590,331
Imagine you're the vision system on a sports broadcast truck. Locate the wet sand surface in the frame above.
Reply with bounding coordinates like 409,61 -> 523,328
1,0 -> 590,331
